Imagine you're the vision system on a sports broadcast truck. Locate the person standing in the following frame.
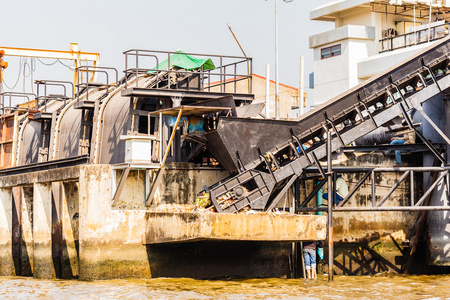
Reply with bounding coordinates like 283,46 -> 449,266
303,240 -> 325,278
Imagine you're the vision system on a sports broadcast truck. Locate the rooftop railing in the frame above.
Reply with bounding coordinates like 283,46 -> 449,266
380,22 -> 449,53
123,49 -> 252,94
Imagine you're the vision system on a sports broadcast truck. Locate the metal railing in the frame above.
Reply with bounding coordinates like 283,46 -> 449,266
35,80 -> 73,113
380,22 -> 449,53
0,92 -> 36,115
76,66 -> 118,102
299,166 -> 450,212
123,49 -> 252,94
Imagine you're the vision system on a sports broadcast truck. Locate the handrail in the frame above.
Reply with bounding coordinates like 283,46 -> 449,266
380,22 -> 449,53
123,49 -> 253,94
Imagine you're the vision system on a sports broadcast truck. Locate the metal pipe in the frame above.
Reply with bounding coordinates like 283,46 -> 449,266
327,133 -> 333,281
304,166 -> 450,173
410,170 -> 415,206
295,206 -> 450,212
372,171 -> 376,207
275,0 -> 279,120
227,23 -> 251,94
266,64 -> 270,118
299,56 -> 304,117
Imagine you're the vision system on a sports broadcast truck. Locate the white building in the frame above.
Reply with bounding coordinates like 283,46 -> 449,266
309,0 -> 450,105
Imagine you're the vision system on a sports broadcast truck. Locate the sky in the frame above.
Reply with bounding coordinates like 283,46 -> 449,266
0,0 -> 333,101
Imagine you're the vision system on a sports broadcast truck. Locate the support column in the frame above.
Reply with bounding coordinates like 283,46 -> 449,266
0,187 -> 13,275
61,182 -> 79,279
33,182 -> 54,279
20,187 -> 33,276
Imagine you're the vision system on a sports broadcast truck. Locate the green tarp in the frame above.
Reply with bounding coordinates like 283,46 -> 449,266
148,51 -> 216,75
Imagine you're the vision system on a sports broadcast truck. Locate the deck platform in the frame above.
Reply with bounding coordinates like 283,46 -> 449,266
144,212 -> 326,244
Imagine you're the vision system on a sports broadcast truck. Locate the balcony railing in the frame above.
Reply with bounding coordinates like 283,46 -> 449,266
380,22 -> 449,53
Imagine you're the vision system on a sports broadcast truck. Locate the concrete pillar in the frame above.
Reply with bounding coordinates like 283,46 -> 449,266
0,187 -> 13,275
20,187 -> 33,276
33,182 -> 54,279
61,182 -> 79,279
79,165 -> 150,280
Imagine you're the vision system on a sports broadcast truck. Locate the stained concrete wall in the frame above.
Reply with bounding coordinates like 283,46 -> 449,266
78,165 -> 150,280
77,164 -> 307,280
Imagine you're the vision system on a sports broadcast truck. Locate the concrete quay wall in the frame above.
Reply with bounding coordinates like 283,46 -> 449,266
0,164 -> 326,280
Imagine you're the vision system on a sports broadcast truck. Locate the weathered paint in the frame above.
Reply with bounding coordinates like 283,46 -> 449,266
144,212 -> 326,244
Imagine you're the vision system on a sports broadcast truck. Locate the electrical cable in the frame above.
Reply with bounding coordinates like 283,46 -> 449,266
36,57 -> 58,66
2,57 -> 23,91
58,59 -> 74,69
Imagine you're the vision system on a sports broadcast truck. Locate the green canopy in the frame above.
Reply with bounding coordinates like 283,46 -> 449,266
148,51 -> 216,74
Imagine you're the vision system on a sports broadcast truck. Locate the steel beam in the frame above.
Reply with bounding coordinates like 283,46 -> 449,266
0,46 -> 100,62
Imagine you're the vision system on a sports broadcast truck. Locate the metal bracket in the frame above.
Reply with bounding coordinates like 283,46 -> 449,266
324,111 -> 345,147
258,147 -> 276,181
357,93 -> 377,127
389,76 -> 410,110
421,58 -> 441,92
290,128 -> 311,164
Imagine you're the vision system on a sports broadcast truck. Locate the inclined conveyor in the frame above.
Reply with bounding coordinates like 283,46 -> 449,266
205,36 -> 450,213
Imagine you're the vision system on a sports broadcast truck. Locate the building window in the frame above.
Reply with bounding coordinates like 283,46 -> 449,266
321,44 -> 341,59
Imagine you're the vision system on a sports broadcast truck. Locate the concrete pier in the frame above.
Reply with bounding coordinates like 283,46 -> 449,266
0,164 -> 329,280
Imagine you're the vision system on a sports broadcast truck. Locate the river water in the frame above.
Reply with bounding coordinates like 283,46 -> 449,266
0,274 -> 449,299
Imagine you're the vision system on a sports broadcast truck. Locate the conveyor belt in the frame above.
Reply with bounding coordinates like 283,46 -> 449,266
205,36 -> 450,213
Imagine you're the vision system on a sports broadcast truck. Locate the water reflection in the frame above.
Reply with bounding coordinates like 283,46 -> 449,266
0,274 -> 449,299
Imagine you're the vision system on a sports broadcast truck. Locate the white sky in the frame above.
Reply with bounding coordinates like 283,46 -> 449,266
0,0 -> 333,100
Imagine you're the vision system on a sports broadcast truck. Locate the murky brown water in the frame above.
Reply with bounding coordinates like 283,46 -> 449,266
0,274 -> 449,299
